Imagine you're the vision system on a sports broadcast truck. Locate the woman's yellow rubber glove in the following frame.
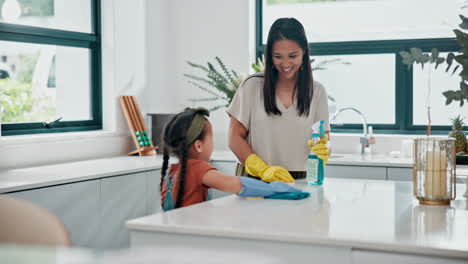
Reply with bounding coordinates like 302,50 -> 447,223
307,136 -> 329,165
244,154 -> 295,183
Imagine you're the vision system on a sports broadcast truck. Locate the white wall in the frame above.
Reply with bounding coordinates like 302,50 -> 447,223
0,0 -> 255,169
144,0 -> 255,150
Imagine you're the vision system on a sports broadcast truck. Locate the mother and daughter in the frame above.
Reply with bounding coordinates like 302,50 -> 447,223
160,18 -> 330,211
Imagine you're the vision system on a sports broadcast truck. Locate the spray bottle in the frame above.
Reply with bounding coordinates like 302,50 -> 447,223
306,120 -> 325,185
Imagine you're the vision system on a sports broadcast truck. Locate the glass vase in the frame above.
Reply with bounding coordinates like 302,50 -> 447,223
413,137 -> 456,205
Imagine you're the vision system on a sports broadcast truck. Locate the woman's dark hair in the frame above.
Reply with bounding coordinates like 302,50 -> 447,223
263,17 -> 313,117
159,108 -> 208,209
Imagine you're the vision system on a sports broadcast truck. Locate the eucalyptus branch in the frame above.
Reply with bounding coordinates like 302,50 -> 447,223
184,74 -> 217,88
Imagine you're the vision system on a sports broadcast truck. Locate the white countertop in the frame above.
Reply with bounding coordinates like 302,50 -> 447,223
0,156 -> 164,193
0,152 -> 466,194
127,178 -> 468,259
328,153 -> 413,167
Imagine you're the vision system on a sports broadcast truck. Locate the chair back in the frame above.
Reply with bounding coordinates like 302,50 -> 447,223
0,195 -> 71,247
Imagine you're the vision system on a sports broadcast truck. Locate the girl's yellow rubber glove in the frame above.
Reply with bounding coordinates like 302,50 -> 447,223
307,136 -> 329,165
244,154 -> 295,183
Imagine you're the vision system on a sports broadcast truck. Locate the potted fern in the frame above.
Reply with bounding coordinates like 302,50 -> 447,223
184,57 -> 244,112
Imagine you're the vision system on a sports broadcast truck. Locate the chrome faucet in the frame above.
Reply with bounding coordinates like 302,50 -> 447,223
331,107 -> 371,154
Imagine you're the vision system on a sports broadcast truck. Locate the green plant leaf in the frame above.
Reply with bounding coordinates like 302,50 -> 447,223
461,81 -> 468,98
209,104 -> 228,112
188,97 -> 224,102
452,64 -> 461,75
312,66 -> 327,71
454,29 -> 468,47
443,90 -> 458,105
446,52 -> 455,72
252,64 -> 262,73
184,74 -> 217,88
435,57 -> 445,69
399,51 -> 414,66
186,61 -> 210,73
410,48 -> 424,59
215,56 -> 236,86
459,15 -> 468,29
460,68 -> 468,81
187,80 -> 223,97
431,48 -> 439,59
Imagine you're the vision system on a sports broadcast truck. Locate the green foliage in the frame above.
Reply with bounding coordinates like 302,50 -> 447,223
185,57 -> 244,112
399,15 -> 468,107
0,79 -> 56,123
16,52 -> 39,83
0,0 -> 54,17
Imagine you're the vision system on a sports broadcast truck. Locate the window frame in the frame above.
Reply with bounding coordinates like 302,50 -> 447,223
0,0 -> 102,136
256,0 -> 463,134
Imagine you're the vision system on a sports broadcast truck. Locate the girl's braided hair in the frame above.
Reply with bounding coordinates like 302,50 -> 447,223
160,108 -> 209,208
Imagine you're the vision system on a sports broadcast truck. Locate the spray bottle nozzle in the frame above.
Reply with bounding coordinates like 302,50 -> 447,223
311,120 -> 326,139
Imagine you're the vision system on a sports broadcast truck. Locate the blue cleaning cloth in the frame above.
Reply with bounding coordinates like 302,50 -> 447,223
265,192 -> 310,200
238,177 -> 306,199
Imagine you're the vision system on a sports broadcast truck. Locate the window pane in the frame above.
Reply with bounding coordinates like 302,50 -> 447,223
0,40 -> 91,124
313,54 -> 395,124
263,0 -> 466,43
0,0 -> 91,33
413,54 -> 466,126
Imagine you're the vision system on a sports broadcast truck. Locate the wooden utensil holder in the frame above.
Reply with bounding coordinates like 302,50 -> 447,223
119,96 -> 157,156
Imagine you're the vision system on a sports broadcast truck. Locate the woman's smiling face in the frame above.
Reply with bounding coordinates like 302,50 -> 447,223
271,39 -> 304,81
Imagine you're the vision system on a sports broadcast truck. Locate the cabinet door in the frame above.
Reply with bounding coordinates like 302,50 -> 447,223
8,180 -> 100,248
325,165 -> 386,180
211,161 -> 236,175
146,169 -> 162,215
387,168 -> 412,181
99,172 -> 147,249
352,249 -> 467,264
210,161 -> 236,199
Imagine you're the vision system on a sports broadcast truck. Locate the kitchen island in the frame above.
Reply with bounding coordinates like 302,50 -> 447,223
127,178 -> 468,263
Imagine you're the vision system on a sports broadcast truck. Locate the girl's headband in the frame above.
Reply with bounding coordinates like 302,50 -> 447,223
185,107 -> 209,146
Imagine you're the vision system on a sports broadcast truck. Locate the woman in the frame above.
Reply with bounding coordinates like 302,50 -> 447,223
227,17 -> 330,182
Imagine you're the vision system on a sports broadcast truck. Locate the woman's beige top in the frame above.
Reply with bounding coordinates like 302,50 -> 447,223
227,72 -> 330,171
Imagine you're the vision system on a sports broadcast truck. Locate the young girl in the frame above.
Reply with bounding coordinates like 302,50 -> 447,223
160,107 -> 309,211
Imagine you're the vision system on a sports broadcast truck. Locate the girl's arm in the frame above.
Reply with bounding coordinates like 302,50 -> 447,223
201,170 -> 242,194
228,116 -> 254,164
202,169 -> 304,198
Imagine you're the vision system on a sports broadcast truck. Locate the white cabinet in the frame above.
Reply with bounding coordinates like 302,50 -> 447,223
146,170 -> 162,215
210,161 -> 236,199
7,169 -> 161,250
352,249 -> 467,264
99,172 -> 148,249
211,161 -> 236,175
9,180 -> 101,248
325,165 -> 386,180
387,168 -> 412,181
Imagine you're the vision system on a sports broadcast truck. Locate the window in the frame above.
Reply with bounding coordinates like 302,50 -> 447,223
0,0 -> 101,135
257,0 -> 467,134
